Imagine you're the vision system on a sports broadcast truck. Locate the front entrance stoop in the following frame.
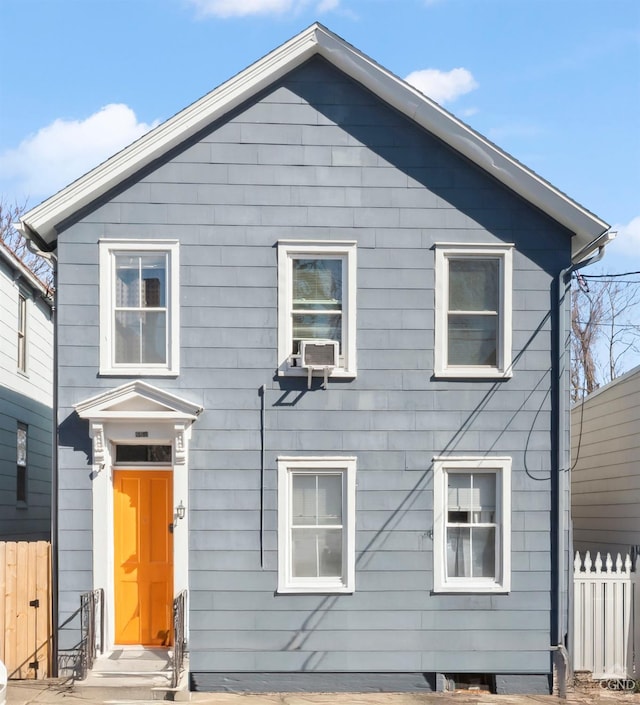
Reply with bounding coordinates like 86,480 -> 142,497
73,648 -> 190,702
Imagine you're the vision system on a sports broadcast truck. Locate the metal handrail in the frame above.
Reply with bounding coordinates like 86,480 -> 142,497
171,590 -> 187,688
78,588 -> 104,680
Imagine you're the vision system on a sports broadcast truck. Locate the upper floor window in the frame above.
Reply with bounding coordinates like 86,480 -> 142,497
277,241 -> 357,380
433,456 -> 511,593
17,293 -> 27,373
434,244 -> 513,378
17,422 -> 28,505
99,240 -> 179,376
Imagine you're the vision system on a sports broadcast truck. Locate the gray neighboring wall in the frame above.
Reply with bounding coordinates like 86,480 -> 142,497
0,242 -> 53,540
53,56 -> 571,686
571,365 -> 640,557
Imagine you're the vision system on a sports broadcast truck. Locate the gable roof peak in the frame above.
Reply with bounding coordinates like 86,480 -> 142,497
20,23 -> 608,261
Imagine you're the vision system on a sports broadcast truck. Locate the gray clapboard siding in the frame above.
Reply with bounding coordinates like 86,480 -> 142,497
52,55 -> 570,683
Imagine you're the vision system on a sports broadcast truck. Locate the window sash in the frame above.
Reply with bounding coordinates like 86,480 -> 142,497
291,257 -> 344,356
17,294 -> 27,372
447,257 -> 501,368
290,471 -> 345,580
113,253 -> 169,365
445,471 -> 498,580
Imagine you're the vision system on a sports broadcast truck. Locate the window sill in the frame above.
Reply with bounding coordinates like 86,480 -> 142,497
99,367 -> 179,377
277,585 -> 354,595
433,584 -> 509,594
278,368 -> 356,379
434,368 -> 512,380
16,501 -> 28,510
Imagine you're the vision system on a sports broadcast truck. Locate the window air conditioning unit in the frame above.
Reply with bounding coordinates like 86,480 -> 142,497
299,340 -> 339,389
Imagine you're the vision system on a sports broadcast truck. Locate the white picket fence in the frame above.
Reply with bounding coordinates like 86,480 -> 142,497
573,551 -> 640,679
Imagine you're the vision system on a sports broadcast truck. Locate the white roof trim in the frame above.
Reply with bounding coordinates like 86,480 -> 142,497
20,23 -> 608,259
74,380 -> 203,422
0,239 -> 52,302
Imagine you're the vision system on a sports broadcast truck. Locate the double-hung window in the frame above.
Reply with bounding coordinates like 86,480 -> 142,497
277,241 -> 357,379
435,244 -> 513,378
17,293 -> 27,373
17,422 -> 28,505
278,456 -> 356,593
99,240 -> 179,375
433,456 -> 511,593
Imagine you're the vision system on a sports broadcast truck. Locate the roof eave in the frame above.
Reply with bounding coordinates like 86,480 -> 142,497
21,24 -> 323,246
20,22 -> 609,258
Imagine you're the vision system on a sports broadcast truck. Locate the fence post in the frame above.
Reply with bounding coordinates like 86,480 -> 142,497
633,556 -> 640,678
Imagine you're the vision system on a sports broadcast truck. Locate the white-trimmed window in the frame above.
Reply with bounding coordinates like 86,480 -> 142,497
433,456 -> 511,593
277,241 -> 357,379
99,240 -> 179,375
435,244 -> 513,378
17,422 -> 28,505
17,292 -> 27,373
278,456 -> 356,594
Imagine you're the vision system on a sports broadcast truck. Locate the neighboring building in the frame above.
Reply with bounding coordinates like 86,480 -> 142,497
571,365 -> 640,559
19,24 -> 611,695
0,240 -> 53,539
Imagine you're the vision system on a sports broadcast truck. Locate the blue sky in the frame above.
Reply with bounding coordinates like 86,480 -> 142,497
1,0 -> 639,272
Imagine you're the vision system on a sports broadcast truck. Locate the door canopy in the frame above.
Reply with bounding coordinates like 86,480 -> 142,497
74,381 -> 203,467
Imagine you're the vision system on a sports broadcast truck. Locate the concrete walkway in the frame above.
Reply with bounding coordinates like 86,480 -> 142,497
6,680 -> 640,705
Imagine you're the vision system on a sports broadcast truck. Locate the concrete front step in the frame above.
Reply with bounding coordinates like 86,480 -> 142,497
74,649 -> 189,702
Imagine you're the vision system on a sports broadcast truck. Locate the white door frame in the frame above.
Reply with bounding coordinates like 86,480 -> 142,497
74,381 -> 201,651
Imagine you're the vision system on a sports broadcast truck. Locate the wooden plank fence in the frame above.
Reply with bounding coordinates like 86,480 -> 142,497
0,541 -> 51,679
573,550 -> 640,679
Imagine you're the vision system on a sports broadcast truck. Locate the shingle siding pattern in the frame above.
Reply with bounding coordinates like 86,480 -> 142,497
55,58 -> 571,675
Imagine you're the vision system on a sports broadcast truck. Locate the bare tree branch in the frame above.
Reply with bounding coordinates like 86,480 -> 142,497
0,199 -> 53,288
571,276 -> 640,401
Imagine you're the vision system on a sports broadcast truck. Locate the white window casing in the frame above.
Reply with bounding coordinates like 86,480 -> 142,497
278,456 -> 356,594
434,243 -> 513,378
433,456 -> 511,593
17,292 -> 27,374
99,239 -> 179,376
277,240 -> 357,379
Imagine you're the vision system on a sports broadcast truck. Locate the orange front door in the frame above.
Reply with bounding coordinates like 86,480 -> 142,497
113,470 -> 173,646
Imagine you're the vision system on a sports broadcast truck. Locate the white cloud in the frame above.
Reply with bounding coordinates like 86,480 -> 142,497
610,216 -> 640,257
404,67 -> 478,105
187,0 -> 339,17
0,104 -> 157,203
316,0 -> 339,11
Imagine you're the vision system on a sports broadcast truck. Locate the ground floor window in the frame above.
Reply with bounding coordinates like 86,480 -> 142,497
277,456 -> 356,593
433,456 -> 511,593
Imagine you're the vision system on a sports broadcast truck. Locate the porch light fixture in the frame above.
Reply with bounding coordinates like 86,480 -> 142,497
175,501 -> 186,521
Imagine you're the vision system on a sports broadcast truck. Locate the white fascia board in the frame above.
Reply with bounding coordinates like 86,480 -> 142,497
21,26 -> 322,245
312,26 -> 609,257
22,22 -> 608,258
0,240 -> 52,300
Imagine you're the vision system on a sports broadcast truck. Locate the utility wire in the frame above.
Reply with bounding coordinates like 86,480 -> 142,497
580,270 -> 640,278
